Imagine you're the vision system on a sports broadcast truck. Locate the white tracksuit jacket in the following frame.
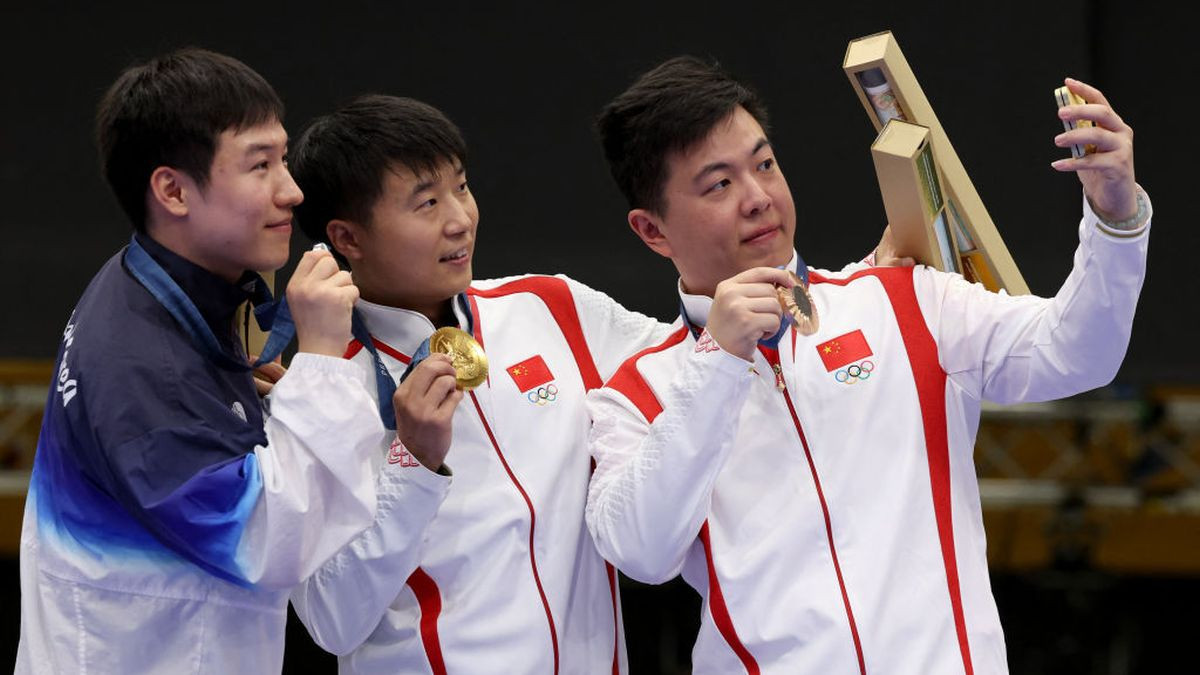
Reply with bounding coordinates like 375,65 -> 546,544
585,196 -> 1150,675
291,274 -> 668,674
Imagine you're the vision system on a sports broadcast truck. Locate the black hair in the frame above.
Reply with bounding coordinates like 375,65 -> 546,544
290,95 -> 468,246
95,47 -> 284,231
596,55 -> 768,215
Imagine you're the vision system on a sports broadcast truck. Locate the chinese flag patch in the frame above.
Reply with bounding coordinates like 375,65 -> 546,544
506,355 -> 554,393
815,330 -> 873,372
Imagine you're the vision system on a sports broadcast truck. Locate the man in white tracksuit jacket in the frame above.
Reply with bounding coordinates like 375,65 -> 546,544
283,96 -> 673,674
585,56 -> 1149,673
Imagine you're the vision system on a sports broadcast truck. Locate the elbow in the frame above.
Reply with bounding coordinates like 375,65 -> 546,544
588,518 -> 684,585
317,632 -> 363,658
616,554 -> 682,585
306,629 -> 362,658
291,594 -> 371,657
303,623 -> 356,657
1090,362 -> 1122,391
1073,343 -> 1128,393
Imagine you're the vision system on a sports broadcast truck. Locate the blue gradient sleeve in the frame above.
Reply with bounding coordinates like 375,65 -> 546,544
103,427 -> 266,586
140,451 -> 263,585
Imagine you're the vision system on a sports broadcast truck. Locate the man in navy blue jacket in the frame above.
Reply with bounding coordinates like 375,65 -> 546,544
17,48 -> 390,673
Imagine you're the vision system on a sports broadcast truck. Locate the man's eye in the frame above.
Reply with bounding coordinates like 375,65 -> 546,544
254,161 -> 270,171
758,158 -> 775,171
457,181 -> 469,193
419,198 -> 437,210
705,178 -> 731,195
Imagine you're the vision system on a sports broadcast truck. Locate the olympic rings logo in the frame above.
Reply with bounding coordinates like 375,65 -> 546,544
527,384 -> 559,405
834,360 -> 875,385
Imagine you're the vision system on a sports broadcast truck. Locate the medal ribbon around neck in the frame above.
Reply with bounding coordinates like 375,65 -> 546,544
123,235 -> 295,372
352,293 -> 480,431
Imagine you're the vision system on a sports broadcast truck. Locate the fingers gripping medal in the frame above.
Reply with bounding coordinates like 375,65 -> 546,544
777,271 -> 819,336
429,327 -> 489,391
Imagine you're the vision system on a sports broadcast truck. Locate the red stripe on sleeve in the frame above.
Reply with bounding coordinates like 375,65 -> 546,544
605,326 -> 690,422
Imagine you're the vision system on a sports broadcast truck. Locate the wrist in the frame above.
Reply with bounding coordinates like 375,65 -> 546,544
297,337 -> 348,358
404,442 -> 447,473
412,452 -> 448,474
1090,186 -> 1150,234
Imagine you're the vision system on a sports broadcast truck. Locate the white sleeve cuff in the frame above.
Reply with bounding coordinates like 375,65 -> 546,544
1084,186 -> 1152,240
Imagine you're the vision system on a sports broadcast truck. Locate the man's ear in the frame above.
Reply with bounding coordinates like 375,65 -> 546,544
628,208 -> 673,259
326,219 -> 365,262
148,166 -> 190,218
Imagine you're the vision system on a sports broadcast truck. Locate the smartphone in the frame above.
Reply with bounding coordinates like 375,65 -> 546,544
1054,86 -> 1096,159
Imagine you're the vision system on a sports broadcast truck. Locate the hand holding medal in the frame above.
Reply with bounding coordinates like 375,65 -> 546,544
389,325 -> 486,471
707,267 -> 796,360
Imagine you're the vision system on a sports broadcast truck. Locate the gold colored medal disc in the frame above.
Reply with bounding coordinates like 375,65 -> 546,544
429,327 -> 489,390
776,271 -> 820,336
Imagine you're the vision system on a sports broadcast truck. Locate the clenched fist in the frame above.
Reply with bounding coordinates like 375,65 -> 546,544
287,249 -> 359,357
393,354 -> 463,472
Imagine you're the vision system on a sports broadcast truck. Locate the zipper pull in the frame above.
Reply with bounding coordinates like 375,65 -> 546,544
772,363 -> 786,391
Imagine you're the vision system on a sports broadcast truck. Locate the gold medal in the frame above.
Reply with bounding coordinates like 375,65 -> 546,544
776,271 -> 819,336
429,327 -> 489,391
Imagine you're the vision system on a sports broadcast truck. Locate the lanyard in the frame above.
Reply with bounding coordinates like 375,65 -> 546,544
123,236 -> 295,371
350,294 -> 474,431
679,256 -> 809,350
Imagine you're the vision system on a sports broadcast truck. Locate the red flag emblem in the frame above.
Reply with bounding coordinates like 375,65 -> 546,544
815,330 -> 873,372
506,355 -> 554,393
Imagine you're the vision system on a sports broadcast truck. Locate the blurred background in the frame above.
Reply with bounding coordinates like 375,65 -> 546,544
1,1 -> 1195,672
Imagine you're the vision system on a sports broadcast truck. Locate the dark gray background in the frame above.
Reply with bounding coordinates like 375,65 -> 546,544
0,2 -> 1190,386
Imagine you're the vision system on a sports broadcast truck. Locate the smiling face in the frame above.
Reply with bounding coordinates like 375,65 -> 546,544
166,120 -> 303,280
630,106 -> 796,297
339,159 -> 478,320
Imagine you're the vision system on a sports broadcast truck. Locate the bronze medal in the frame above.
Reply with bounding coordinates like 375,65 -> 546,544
776,271 -> 819,336
429,327 -> 489,391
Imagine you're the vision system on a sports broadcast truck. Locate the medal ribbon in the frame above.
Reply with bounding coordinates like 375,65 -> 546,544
123,235 -> 295,371
351,294 -> 474,431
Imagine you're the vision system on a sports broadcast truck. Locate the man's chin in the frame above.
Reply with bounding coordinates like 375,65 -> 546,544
259,245 -> 293,273
255,257 -> 290,274
744,249 -> 792,272
452,266 -> 473,292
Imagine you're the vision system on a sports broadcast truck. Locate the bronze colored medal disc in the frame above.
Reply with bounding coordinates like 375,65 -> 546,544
429,327 -> 489,390
776,271 -> 820,336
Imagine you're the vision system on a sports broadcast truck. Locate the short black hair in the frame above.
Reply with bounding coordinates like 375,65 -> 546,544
95,48 -> 284,232
596,55 -> 768,215
291,95 -> 468,247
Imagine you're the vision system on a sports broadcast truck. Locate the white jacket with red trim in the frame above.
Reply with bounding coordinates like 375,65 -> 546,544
291,274 -> 668,674
585,197 -> 1150,675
